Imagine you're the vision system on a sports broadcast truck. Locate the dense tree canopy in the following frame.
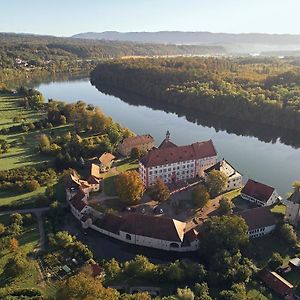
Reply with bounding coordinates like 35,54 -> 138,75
115,171 -> 145,205
206,170 -> 228,198
192,184 -> 210,208
91,57 -> 300,131
200,215 -> 249,257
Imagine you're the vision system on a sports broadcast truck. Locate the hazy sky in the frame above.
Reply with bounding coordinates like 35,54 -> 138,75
1,0 -> 299,36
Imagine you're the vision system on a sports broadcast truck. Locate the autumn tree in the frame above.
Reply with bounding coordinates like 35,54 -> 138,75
0,223 -> 5,235
192,184 -> 210,208
10,213 -> 23,226
103,258 -> 122,280
176,287 -> 195,300
279,223 -> 297,246
194,283 -> 212,300
219,283 -> 247,300
150,178 -> 170,202
4,253 -> 28,277
130,147 -> 147,159
115,171 -> 145,205
219,197 -> 234,215
39,134 -> 51,150
206,170 -> 228,197
56,271 -> 119,300
120,292 -> 151,300
292,181 -> 300,190
50,231 -> 74,248
124,255 -> 157,279
268,252 -> 283,270
9,237 -> 19,252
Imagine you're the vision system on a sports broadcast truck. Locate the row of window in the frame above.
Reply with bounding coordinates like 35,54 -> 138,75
148,173 -> 195,185
249,227 -> 265,234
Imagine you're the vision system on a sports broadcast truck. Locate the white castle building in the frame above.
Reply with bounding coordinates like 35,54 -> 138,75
139,131 -> 217,187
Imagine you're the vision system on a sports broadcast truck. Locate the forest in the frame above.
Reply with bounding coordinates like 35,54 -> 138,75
91,57 -> 300,131
0,33 -> 225,84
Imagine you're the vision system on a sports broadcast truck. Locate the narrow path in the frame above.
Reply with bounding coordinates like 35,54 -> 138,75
0,206 -> 50,216
35,211 -> 46,251
0,206 -> 49,251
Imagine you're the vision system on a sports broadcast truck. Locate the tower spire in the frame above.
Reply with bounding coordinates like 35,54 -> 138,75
166,130 -> 170,141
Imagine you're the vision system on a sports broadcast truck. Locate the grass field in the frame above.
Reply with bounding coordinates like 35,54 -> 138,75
0,186 -> 47,207
0,216 -> 41,297
0,93 -> 69,208
0,93 -> 71,171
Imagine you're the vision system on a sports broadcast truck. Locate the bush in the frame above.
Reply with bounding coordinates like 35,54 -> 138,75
25,180 -> 40,192
10,288 -> 42,297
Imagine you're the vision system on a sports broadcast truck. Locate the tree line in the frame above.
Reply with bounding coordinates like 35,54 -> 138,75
91,57 -> 300,131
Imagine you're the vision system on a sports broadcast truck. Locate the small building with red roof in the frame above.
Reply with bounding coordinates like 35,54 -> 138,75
258,269 -> 294,299
241,179 -> 280,207
118,134 -> 155,156
236,206 -> 277,238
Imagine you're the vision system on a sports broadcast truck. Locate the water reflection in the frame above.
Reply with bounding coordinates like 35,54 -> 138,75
93,83 -> 300,149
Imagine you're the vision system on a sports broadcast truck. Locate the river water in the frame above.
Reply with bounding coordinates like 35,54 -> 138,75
36,77 -> 300,196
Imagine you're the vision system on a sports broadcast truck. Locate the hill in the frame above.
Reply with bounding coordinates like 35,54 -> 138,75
72,31 -> 300,53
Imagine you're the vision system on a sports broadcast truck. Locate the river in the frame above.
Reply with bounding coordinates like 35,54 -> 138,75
35,77 -> 300,196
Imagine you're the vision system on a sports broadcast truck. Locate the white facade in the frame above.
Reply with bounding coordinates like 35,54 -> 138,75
241,190 -> 279,207
140,156 -> 217,187
87,225 -> 199,252
285,202 -> 300,226
248,224 -> 276,238
204,160 -> 243,191
70,203 -> 89,221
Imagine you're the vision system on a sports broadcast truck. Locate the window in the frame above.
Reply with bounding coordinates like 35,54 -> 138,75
170,243 -> 179,248
125,234 -> 131,240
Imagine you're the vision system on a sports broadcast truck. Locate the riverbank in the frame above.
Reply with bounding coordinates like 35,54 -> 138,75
90,57 -> 300,132
36,77 -> 300,195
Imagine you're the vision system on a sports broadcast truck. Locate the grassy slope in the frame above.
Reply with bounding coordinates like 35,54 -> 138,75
0,217 -> 42,296
0,94 -> 70,207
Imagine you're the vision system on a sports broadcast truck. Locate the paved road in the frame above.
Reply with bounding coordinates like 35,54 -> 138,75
0,206 -> 50,216
0,206 -> 50,251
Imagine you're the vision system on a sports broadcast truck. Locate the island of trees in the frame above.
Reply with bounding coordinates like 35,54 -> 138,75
91,57 -> 300,131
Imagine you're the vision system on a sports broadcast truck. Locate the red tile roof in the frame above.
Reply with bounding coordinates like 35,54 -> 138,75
99,152 -> 116,167
64,173 -> 81,189
182,229 -> 198,246
120,134 -> 154,148
96,214 -> 126,234
90,263 -> 104,277
158,138 -> 178,149
241,179 -> 275,203
236,206 -> 277,230
90,164 -> 100,179
70,189 -> 87,212
120,214 -> 186,242
258,269 -> 294,297
87,175 -> 100,185
140,140 -> 217,168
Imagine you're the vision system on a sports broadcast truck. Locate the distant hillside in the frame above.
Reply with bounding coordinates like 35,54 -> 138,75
0,32 -> 225,69
72,31 -> 300,53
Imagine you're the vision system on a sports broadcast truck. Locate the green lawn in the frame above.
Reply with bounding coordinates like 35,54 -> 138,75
0,93 -> 72,171
271,204 -> 286,216
103,158 -> 139,196
0,186 -> 46,207
223,188 -> 241,200
0,219 -> 40,296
